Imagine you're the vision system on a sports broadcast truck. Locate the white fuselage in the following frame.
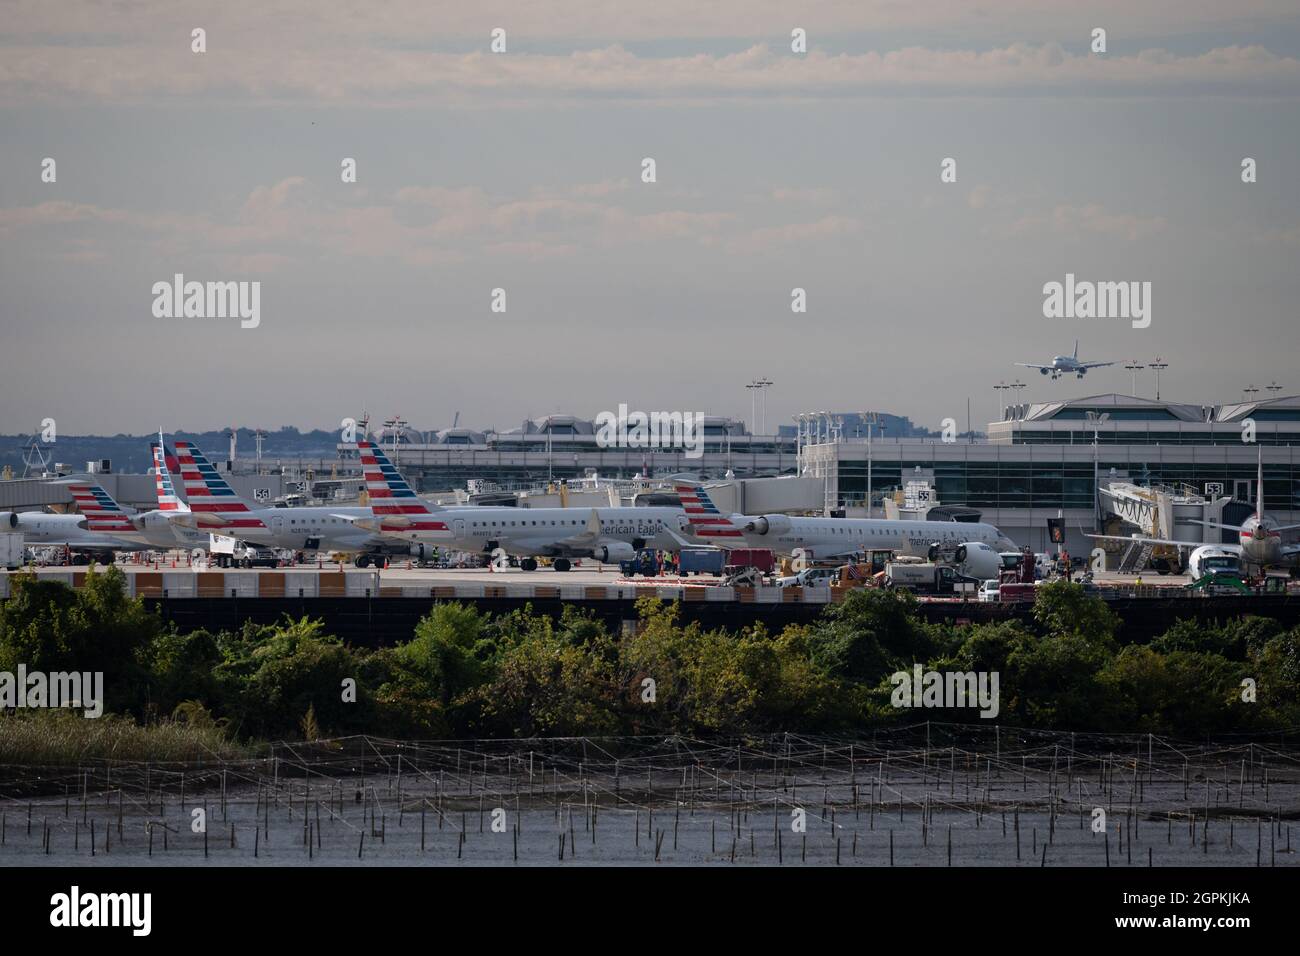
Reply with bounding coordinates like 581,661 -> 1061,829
1238,513 -> 1288,568
173,505 -> 389,552
373,506 -> 690,558
114,510 -> 211,550
3,512 -> 140,551
736,516 -> 1017,561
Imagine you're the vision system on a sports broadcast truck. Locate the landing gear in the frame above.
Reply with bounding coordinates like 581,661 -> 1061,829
97,554 -> 114,566
520,557 -> 538,572
553,558 -> 571,572
354,554 -> 372,569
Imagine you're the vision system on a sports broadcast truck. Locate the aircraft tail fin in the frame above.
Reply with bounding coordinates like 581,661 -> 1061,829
151,432 -> 188,513
673,479 -> 744,539
173,441 -> 266,530
65,479 -> 136,534
1073,339 -> 1079,360
354,442 -> 448,533
1257,444 -> 1265,523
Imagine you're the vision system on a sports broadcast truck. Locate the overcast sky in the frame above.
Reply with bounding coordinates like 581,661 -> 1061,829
2,1 -> 1299,437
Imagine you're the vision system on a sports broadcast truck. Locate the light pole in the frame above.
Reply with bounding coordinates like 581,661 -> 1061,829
1086,410 -> 1110,529
861,411 -> 881,518
383,415 -> 408,468
1243,384 -> 1259,403
746,382 -> 761,435
1124,360 -> 1145,396
794,415 -> 806,472
1149,358 -> 1168,400
756,378 -> 773,435
994,381 -> 1009,422
1266,381 -> 1283,399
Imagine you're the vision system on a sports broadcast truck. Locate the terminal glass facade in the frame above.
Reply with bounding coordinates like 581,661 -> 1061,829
835,458 -> 1300,512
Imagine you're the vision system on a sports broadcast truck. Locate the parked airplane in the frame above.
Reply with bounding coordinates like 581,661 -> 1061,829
2,481 -> 145,561
673,480 -> 1019,578
48,438 -> 210,552
1016,341 -> 1114,379
348,441 -> 693,570
0,508 -> 128,561
166,440 -> 424,562
1090,451 -> 1300,574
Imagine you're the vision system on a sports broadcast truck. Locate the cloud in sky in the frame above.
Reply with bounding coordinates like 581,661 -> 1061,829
5,42 -> 1299,106
7,0 -> 1299,45
2,1 -> 1298,433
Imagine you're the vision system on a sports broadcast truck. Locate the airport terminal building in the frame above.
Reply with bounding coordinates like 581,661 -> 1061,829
800,393 -> 1300,554
5,394 -> 1298,561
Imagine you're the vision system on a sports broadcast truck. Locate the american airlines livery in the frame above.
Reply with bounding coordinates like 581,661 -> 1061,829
674,480 -> 1018,577
48,444 -> 209,551
350,441 -> 693,571
167,440 -> 400,556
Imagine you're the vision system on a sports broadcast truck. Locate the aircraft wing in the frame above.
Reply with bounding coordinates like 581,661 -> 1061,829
1086,532 -> 1210,549
1079,361 -> 1116,370
1014,363 -> 1053,371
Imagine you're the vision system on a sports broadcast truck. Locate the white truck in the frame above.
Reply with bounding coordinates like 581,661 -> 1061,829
0,532 -> 23,571
775,566 -> 840,588
884,561 -> 982,596
209,534 -> 281,569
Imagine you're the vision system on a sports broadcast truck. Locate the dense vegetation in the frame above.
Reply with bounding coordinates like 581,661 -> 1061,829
1,567 -> 1297,751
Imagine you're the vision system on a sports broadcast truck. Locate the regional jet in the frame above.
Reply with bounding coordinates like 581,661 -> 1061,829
674,480 -> 1019,579
347,441 -> 694,570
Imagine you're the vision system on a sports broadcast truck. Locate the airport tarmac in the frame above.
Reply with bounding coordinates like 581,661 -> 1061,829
7,560 -> 1195,589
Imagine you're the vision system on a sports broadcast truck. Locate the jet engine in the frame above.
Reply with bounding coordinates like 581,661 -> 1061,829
591,542 -> 637,563
744,514 -> 792,536
3,512 -> 17,529
928,541 -> 1002,580
954,542 -> 1001,580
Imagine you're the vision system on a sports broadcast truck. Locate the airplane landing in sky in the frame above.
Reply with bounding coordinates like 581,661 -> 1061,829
1016,341 -> 1114,380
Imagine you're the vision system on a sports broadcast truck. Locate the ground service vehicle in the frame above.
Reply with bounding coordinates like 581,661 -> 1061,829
0,532 -> 22,571
724,548 -> 776,575
209,535 -> 280,568
620,551 -> 662,577
776,567 -> 839,588
678,549 -> 726,576
884,562 -> 982,595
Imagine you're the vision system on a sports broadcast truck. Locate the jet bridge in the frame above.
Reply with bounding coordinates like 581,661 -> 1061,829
1097,481 -> 1232,573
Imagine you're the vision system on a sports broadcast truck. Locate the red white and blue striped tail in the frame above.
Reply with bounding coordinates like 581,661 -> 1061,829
173,440 -> 266,530
354,441 -> 450,534
67,481 -> 137,534
151,435 -> 187,512
673,480 -> 744,539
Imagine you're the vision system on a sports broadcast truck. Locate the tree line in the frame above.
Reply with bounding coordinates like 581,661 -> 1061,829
0,567 -> 1296,744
